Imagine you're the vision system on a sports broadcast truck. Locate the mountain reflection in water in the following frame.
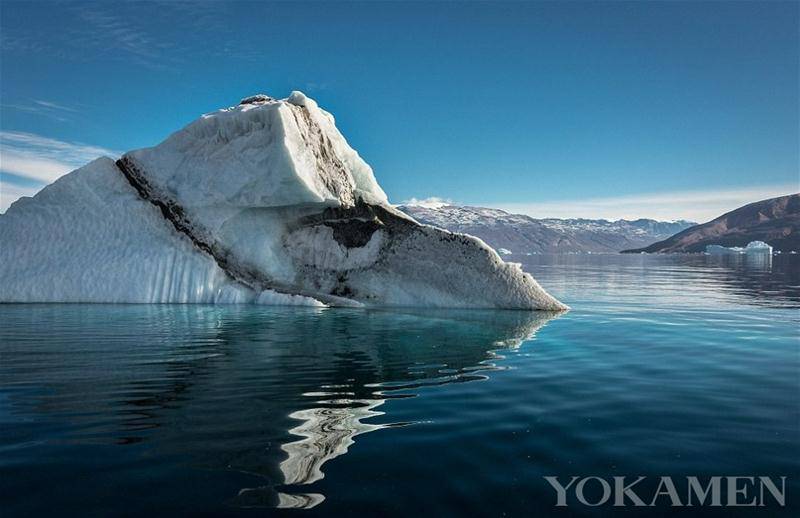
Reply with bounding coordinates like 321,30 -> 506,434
0,305 -> 560,510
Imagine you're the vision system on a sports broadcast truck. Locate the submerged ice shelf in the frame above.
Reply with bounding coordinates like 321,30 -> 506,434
0,92 -> 566,310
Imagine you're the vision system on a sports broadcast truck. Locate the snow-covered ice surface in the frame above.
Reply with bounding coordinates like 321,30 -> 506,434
0,92 -> 565,310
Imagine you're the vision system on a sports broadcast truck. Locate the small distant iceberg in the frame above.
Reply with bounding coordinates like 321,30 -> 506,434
705,241 -> 773,256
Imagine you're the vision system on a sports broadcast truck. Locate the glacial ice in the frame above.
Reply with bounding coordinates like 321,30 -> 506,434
0,92 -> 566,310
0,157 -> 240,303
705,241 -> 774,256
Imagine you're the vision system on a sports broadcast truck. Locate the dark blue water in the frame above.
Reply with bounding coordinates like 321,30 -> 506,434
1,255 -> 798,516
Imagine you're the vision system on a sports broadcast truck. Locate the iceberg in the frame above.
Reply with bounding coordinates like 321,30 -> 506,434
744,241 -> 774,254
0,92 -> 566,310
705,241 -> 774,256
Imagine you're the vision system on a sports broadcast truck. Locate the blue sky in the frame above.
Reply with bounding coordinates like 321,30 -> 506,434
1,1 -> 797,220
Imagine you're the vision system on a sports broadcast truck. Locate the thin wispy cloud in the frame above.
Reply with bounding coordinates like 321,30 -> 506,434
2,3 -> 172,70
66,1 -> 245,69
0,33 -> 52,55
2,99 -> 79,122
75,8 -> 166,65
2,2 -> 259,70
493,185 -> 800,223
33,100 -> 77,112
78,2 -> 265,66
0,131 -> 119,212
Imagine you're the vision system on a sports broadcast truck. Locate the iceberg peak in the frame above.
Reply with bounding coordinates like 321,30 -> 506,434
124,90 -> 387,212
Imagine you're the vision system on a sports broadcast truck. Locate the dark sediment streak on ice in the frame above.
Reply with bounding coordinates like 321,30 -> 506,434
115,156 -> 361,307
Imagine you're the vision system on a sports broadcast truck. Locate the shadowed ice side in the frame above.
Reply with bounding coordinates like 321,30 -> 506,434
0,305 -> 561,511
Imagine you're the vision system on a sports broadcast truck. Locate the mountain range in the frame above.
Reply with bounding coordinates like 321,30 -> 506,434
398,203 -> 695,254
622,193 -> 800,253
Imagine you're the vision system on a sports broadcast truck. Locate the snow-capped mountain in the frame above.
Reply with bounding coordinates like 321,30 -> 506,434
0,92 -> 565,310
398,204 -> 695,254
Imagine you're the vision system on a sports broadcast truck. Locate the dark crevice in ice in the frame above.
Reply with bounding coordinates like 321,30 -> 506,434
117,156 -> 217,258
322,218 -> 384,248
297,200 -> 417,236
115,156 -> 361,307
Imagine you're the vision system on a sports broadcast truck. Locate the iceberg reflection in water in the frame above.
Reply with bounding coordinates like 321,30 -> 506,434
0,304 -> 561,512
238,309 -> 560,508
261,310 -> 558,508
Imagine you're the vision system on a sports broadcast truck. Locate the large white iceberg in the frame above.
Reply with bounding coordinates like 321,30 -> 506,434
0,92 -> 566,310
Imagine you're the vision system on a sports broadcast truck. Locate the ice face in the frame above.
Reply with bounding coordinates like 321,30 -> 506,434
0,158 -> 243,303
0,92 -> 566,310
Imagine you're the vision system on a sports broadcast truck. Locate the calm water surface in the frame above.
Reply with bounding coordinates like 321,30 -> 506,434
1,255 -> 798,516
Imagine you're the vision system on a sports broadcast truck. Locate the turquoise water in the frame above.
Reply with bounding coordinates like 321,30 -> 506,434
1,255 -> 798,516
